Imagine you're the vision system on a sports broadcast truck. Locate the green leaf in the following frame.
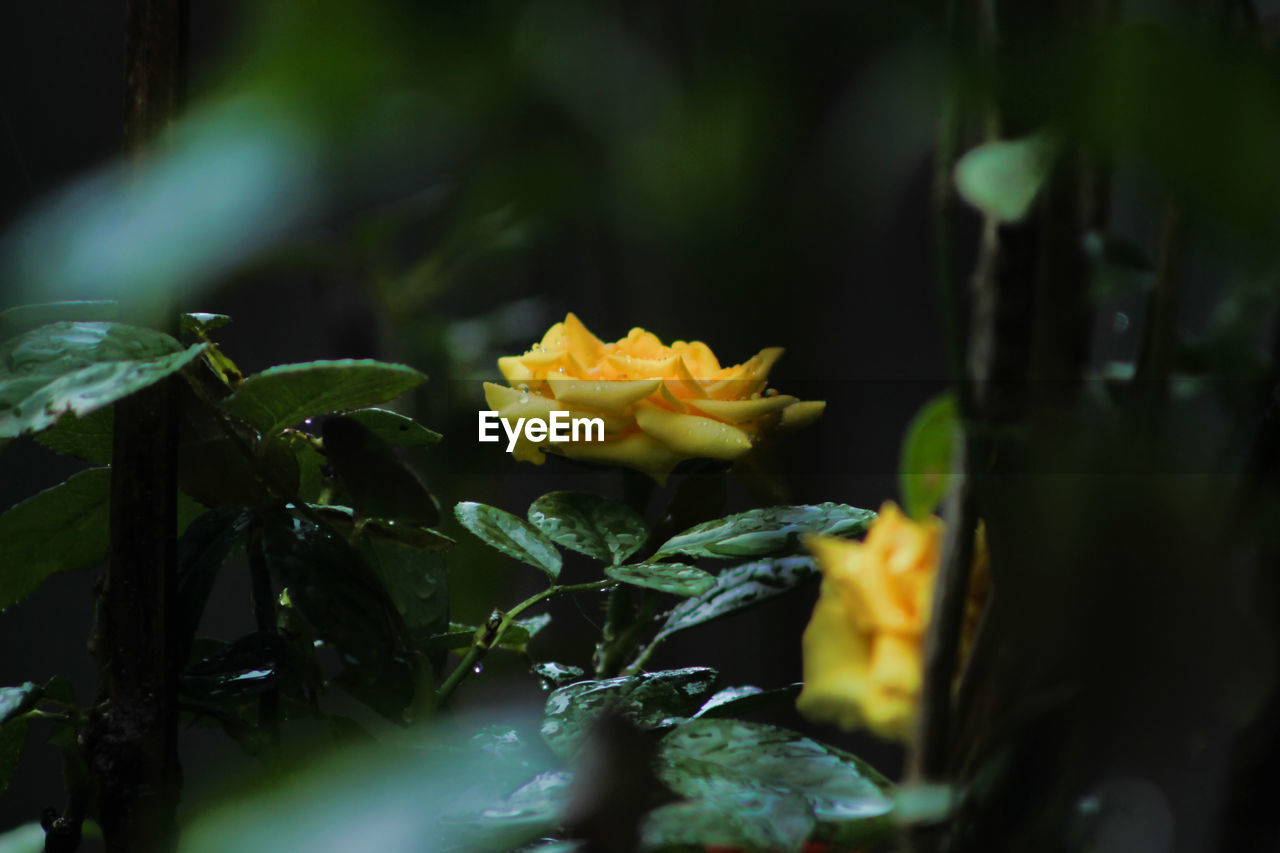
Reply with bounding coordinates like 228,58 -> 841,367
658,719 -> 894,846
180,312 -> 232,336
693,683 -> 803,719
0,321 -> 205,438
321,415 -> 439,526
261,515 -> 416,720
605,562 -> 714,597
342,408 -> 442,447
181,631 -> 283,700
358,537 -> 450,663
176,508 -> 250,662
179,432 -> 300,509
0,684 -> 42,726
0,300 -> 118,342
642,788 -> 815,853
0,468 -> 111,610
954,131 -> 1058,223
455,502 -> 562,579
654,504 -> 875,560
527,491 -> 648,565
655,556 -> 818,643
899,393 -> 958,520
532,662 -> 585,688
424,625 -> 478,654
223,359 -> 427,437
1,719 -> 31,805
541,667 -> 718,759
34,406 -> 113,463
310,505 -> 455,551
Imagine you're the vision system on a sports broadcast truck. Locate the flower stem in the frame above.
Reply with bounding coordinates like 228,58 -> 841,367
435,579 -> 616,703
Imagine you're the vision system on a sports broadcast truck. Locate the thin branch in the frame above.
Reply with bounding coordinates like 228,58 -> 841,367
434,580 -> 616,703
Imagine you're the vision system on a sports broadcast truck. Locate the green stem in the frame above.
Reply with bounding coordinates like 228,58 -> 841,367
435,580 -> 616,703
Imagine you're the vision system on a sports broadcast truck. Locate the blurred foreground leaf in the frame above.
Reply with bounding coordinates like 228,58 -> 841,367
899,393 -> 957,519
180,713 -> 549,853
953,132 -> 1057,223
0,301 -> 118,342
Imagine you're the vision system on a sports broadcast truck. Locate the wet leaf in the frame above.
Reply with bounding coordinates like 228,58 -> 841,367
605,562 -> 714,597
0,321 -> 204,438
0,468 -> 111,610
655,557 -> 818,643
532,662 -> 585,688
261,515 -> 416,719
455,502 -> 562,579
692,683 -> 803,719
176,508 -> 252,662
223,359 -> 426,438
658,719 -> 894,846
541,667 -> 718,759
322,415 -> 438,526
654,504 -> 875,560
527,491 -> 648,565
342,407 -> 442,447
899,393 -> 957,520
358,536 -> 449,663
181,632 -> 283,700
310,505 -> 455,551
180,313 -> 232,336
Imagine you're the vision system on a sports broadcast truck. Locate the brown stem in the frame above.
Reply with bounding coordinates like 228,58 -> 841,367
910,446 -> 977,782
89,2 -> 189,852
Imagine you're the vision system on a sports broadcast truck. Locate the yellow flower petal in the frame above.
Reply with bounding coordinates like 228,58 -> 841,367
797,580 -> 872,731
634,400 -> 752,460
489,314 -> 822,479
778,400 -> 826,430
547,378 -> 662,413
562,312 -> 603,363
485,382 -> 630,433
556,431 -> 686,484
498,356 -> 533,384
687,395 -> 798,423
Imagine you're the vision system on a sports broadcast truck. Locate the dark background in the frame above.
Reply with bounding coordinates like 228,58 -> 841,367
2,0 -> 1186,839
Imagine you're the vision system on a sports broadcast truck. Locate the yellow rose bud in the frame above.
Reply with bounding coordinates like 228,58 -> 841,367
484,313 -> 824,481
796,502 -> 988,742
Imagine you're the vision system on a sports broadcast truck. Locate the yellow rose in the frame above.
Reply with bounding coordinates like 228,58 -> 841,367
796,502 -> 962,741
484,313 -> 824,481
